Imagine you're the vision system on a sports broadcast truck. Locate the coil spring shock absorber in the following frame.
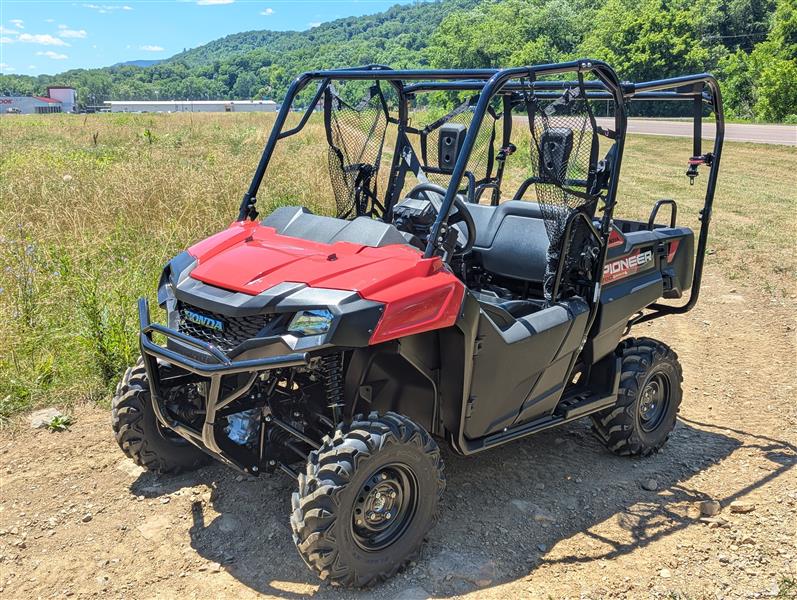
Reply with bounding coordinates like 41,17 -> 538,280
320,353 -> 345,425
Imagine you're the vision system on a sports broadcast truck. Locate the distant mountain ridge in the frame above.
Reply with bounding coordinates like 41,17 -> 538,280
113,59 -> 163,68
0,0 -> 790,122
0,0 -> 476,103
162,1 -> 477,68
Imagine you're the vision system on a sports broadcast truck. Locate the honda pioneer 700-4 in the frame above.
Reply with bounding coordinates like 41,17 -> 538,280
111,60 -> 724,586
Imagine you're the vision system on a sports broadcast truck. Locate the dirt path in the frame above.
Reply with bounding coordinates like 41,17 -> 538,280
1,271 -> 795,600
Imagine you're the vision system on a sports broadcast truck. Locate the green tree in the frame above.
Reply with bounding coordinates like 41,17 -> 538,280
579,0 -> 720,81
427,0 -> 586,69
231,72 -> 258,99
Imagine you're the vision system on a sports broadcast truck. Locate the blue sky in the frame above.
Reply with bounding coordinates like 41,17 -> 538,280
0,0 -> 416,76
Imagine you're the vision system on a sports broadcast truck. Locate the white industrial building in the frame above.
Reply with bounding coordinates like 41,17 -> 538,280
104,99 -> 278,113
47,86 -> 77,113
0,86 -> 76,115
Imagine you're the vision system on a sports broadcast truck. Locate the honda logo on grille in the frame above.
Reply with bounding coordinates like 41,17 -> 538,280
184,309 -> 224,332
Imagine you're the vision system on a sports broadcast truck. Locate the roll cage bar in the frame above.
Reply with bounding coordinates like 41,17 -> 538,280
237,59 -> 723,325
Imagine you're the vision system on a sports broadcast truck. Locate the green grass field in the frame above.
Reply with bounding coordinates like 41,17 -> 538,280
1,112 -> 794,421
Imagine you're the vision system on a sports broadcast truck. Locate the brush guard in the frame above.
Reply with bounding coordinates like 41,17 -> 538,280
137,298 -> 310,475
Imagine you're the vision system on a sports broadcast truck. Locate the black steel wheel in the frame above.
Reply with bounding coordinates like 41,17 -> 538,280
592,337 -> 683,456
351,463 -> 419,552
291,412 -> 445,587
637,372 -> 671,433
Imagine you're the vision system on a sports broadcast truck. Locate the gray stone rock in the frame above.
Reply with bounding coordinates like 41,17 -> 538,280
427,549 -> 496,588
700,500 -> 722,516
29,408 -> 63,429
216,514 -> 240,534
391,586 -> 431,600
641,478 -> 659,491
532,507 -> 556,524
729,500 -> 756,513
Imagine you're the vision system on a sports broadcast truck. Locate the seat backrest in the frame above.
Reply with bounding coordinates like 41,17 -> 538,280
469,201 -> 550,283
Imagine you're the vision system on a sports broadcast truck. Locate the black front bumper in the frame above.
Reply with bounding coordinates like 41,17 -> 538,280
138,298 -> 309,473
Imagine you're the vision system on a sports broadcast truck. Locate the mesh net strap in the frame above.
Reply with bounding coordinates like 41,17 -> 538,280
525,77 -> 601,302
324,84 -> 389,219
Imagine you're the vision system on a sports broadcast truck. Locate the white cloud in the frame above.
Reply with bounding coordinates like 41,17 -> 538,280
82,4 -> 133,13
0,25 -> 19,35
0,37 -> 14,44
28,64 -> 37,69
59,28 -> 88,39
10,19 -> 24,29
308,21 -> 322,28
36,50 -> 68,60
197,0 -> 234,5
260,7 -> 274,15
0,63 -> 15,72
19,33 -> 70,46
45,18 -> 55,23
140,44 -> 164,52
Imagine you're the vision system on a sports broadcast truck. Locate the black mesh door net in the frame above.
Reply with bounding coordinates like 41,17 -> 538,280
525,79 -> 602,302
324,83 -> 389,219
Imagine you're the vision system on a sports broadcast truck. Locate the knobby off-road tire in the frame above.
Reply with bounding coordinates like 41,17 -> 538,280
111,357 -> 209,474
592,337 -> 683,457
291,412 -> 445,587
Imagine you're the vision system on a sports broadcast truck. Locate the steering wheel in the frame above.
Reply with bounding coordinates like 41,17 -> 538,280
406,182 -> 477,257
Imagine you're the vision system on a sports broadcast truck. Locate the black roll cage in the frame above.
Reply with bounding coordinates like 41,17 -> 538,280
237,59 -> 724,325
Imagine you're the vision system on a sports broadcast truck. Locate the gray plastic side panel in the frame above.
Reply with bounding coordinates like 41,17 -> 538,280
464,298 -> 588,439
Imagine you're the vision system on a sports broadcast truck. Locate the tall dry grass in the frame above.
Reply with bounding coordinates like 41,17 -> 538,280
0,112 -> 794,420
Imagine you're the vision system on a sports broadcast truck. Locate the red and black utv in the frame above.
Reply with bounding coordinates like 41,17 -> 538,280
112,60 -> 724,586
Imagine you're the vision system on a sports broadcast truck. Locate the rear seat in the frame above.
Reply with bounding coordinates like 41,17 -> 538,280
468,201 -> 550,283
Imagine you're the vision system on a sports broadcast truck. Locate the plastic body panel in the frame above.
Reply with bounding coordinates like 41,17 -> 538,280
344,332 -> 440,435
185,219 -> 465,346
464,297 -> 589,439
588,221 -> 695,362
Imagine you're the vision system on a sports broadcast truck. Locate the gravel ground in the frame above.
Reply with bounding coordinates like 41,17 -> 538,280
1,271 -> 795,600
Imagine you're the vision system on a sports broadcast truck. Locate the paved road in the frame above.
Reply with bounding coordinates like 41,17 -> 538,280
595,118 -> 795,146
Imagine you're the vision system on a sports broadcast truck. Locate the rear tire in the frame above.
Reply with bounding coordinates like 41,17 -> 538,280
290,412 -> 445,587
592,337 -> 683,456
111,357 -> 209,474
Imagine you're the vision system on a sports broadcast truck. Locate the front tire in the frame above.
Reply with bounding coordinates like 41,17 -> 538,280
111,357 -> 209,474
592,337 -> 683,456
290,412 -> 445,587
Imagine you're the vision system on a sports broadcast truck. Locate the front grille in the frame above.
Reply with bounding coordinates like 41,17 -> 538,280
176,303 -> 275,353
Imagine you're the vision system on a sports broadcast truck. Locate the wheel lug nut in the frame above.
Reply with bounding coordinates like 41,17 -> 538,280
385,512 -> 391,520
381,473 -> 387,480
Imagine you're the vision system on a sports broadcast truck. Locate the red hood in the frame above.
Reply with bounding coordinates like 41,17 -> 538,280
187,221 -> 446,296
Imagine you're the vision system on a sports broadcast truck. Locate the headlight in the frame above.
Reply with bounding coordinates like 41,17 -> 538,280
287,309 -> 334,336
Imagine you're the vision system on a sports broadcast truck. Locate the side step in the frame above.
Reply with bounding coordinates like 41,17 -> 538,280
554,392 -> 617,420
461,392 -> 618,454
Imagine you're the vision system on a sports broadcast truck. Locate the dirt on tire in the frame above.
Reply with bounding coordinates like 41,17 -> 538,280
1,271 -> 795,599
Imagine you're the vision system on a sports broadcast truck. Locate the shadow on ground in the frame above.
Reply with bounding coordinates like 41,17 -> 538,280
130,417 -> 795,598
